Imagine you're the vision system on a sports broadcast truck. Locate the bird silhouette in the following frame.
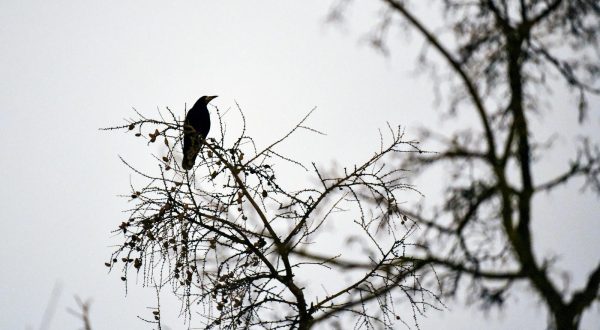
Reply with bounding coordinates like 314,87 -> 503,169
182,95 -> 217,170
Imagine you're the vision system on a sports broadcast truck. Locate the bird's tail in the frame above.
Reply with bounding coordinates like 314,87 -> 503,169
182,143 -> 201,170
182,155 -> 194,170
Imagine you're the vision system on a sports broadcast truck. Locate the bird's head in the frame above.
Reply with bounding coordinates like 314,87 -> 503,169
200,95 -> 218,104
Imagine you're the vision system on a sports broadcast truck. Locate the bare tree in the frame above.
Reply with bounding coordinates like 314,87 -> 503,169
328,1 -> 600,329
67,297 -> 92,330
103,105 -> 440,329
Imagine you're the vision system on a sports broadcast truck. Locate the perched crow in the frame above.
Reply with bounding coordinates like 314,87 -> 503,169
182,95 -> 217,170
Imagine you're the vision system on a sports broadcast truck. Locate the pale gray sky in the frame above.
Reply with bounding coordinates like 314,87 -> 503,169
1,1 -> 598,329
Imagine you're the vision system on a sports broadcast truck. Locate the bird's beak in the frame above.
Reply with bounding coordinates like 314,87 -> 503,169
206,95 -> 218,103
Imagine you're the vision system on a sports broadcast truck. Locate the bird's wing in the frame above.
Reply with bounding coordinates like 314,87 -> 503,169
182,124 -> 201,170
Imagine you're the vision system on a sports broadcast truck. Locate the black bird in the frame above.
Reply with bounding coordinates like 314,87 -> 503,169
182,95 -> 217,170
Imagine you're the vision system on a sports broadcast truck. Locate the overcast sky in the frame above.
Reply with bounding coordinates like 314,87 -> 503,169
1,1 -> 599,329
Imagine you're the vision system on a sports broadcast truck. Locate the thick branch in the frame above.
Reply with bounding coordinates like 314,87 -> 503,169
382,0 -> 498,163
